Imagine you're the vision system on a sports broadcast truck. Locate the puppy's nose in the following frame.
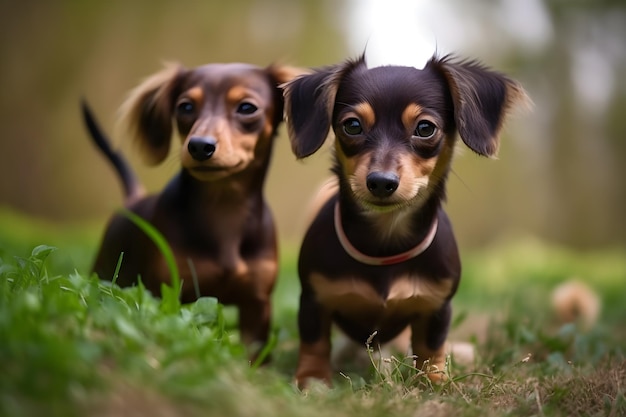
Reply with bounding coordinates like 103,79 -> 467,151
366,171 -> 399,198
188,136 -> 216,161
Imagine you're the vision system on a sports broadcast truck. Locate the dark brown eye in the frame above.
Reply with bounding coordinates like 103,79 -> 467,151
237,102 -> 258,115
343,118 -> 362,135
177,100 -> 195,115
414,120 -> 436,138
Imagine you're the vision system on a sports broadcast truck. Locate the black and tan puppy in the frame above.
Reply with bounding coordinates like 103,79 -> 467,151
83,63 -> 302,358
283,54 -> 527,387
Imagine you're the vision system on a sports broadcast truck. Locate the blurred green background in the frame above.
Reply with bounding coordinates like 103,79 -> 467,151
0,0 -> 624,251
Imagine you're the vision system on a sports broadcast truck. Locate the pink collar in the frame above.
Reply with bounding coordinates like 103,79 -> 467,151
334,202 -> 438,266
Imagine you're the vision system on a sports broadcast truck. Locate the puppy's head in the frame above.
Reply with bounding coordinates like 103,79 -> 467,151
119,63 -> 303,181
284,55 -> 528,213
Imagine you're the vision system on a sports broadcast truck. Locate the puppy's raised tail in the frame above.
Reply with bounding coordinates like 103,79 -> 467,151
81,99 -> 145,206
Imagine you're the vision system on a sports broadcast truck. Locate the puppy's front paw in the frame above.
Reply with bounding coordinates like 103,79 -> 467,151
425,363 -> 448,384
416,345 -> 450,384
295,367 -> 333,390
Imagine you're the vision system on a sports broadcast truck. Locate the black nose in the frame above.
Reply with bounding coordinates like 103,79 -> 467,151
187,136 -> 216,161
366,171 -> 399,198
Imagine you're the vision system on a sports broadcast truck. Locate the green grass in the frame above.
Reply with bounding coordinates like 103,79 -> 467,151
0,210 -> 625,417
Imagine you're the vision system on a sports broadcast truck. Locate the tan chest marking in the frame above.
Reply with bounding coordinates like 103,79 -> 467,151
310,273 -> 453,317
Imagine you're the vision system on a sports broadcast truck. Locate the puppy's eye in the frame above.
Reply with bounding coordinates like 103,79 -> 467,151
177,100 -> 195,115
414,121 -> 436,138
343,118 -> 363,135
237,102 -> 258,115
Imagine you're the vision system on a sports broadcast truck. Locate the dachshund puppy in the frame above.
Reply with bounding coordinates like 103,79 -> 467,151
83,62 -> 301,357
283,54 -> 527,387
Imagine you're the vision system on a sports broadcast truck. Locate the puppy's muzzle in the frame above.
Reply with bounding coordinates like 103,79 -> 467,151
188,136 -> 217,161
366,171 -> 399,198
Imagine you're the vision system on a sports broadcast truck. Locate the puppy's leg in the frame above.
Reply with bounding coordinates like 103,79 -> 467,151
238,254 -> 278,362
295,290 -> 333,389
239,297 -> 272,361
411,303 -> 452,383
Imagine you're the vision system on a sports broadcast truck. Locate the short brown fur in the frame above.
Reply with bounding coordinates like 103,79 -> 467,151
82,62 -> 304,359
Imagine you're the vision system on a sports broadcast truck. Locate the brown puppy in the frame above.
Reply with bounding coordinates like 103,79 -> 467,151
83,62 -> 301,357
283,54 -> 527,387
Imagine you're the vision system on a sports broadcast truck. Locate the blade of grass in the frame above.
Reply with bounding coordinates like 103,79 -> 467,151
112,252 -> 124,285
187,257 -> 201,300
119,209 -> 181,313
251,329 -> 278,370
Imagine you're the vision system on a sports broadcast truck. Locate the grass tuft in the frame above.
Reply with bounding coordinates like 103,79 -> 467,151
0,245 -> 243,417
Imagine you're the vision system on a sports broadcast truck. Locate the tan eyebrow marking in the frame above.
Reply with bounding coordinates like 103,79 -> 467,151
353,102 -> 375,129
401,103 -> 425,128
226,85 -> 251,103
186,86 -> 204,103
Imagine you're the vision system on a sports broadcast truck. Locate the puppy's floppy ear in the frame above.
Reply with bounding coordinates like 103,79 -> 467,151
282,57 -> 364,159
118,63 -> 186,165
432,56 -> 529,157
268,65 -> 310,86
266,65 -> 311,129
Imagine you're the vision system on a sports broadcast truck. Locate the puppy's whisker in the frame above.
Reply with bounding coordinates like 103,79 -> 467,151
450,168 -> 473,194
162,152 -> 180,174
